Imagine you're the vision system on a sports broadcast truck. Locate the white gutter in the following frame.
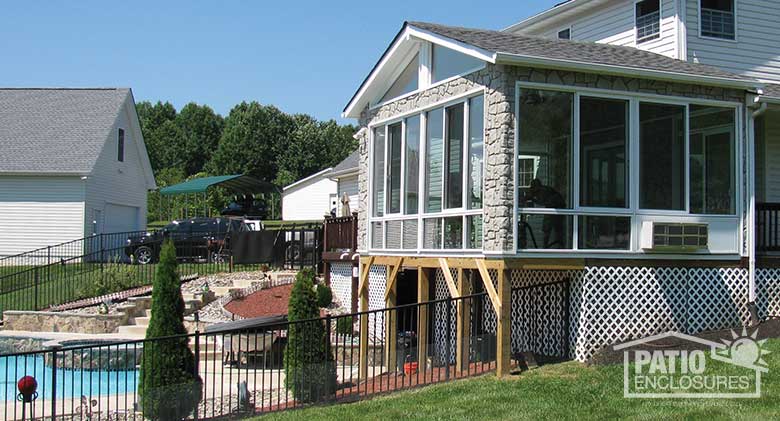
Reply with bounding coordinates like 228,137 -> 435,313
748,100 -> 768,323
494,52 -> 763,90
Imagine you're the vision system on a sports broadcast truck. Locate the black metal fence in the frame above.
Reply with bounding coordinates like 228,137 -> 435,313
0,293 -> 495,420
0,227 -> 322,315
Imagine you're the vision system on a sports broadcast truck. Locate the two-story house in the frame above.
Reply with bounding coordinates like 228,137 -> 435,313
338,7 -> 779,373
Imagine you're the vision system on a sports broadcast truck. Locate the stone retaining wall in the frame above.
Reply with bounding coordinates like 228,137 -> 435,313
2,311 -> 130,334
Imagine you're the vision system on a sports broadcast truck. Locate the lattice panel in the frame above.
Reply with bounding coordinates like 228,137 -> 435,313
511,281 -> 569,358
368,265 -> 387,341
756,268 -> 780,319
569,267 -> 750,362
433,268 -> 457,363
329,262 -> 353,309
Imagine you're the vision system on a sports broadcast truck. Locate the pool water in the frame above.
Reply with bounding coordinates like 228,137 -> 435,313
0,354 -> 138,401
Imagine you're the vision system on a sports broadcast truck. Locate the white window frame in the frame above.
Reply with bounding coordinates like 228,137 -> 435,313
514,81 -> 742,255
698,0 -> 738,42
367,88 -> 486,254
635,0 -> 662,45
556,27 -> 572,40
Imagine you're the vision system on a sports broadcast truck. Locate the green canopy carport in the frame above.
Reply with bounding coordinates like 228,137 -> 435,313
157,174 -> 281,220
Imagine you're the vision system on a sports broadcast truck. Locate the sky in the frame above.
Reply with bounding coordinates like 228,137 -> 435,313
0,1 -> 559,123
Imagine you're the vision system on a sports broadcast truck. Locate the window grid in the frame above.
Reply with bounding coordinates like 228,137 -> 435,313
636,10 -> 660,43
701,7 -> 735,40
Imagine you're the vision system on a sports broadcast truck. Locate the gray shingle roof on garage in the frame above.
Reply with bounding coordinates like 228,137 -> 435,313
408,21 -> 756,83
0,88 -> 130,174
331,150 -> 359,175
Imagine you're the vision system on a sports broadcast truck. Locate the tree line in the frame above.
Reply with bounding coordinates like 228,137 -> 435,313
137,101 -> 357,221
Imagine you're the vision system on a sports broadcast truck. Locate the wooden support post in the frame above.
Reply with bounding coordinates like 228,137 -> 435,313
417,267 -> 430,367
385,263 -> 398,372
455,268 -> 471,373
358,258 -> 373,380
496,268 -> 511,377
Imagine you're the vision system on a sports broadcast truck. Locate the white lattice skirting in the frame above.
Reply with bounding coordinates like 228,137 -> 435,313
368,265 -> 387,341
756,268 -> 780,320
329,262 -> 354,309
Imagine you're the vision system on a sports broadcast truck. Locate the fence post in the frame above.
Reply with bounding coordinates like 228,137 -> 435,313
193,326 -> 200,421
50,345 -> 60,420
456,269 -> 471,374
100,233 -> 105,272
34,267 -> 39,310
496,268 -> 511,378
417,268 -> 429,368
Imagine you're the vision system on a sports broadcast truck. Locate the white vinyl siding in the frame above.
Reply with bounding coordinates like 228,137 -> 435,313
529,0 -> 679,58
337,174 -> 360,215
84,98 -> 148,235
282,174 -> 337,221
687,0 -> 780,83
0,176 -> 85,257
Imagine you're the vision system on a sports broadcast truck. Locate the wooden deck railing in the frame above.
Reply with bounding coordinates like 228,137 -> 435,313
323,213 -> 358,252
756,202 -> 780,253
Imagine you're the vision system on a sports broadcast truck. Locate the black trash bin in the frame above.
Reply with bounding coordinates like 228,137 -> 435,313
396,331 -> 418,371
474,333 -> 496,362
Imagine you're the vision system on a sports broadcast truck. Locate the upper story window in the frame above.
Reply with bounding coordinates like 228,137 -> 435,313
117,128 -> 125,162
700,0 -> 735,40
636,0 -> 661,44
380,53 -> 419,103
432,45 -> 483,83
557,28 -> 571,40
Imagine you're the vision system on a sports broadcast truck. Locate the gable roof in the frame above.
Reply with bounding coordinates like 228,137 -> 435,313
330,150 -> 359,177
0,88 -> 132,175
503,0 -> 601,33
282,167 -> 334,192
344,21 -> 760,118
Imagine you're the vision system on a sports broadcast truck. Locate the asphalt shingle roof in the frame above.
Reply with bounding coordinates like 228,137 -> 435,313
409,21 -> 755,83
0,88 -> 130,174
332,150 -> 359,174
762,83 -> 780,99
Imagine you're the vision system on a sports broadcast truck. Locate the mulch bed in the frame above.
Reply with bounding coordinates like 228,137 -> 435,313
224,284 -> 294,318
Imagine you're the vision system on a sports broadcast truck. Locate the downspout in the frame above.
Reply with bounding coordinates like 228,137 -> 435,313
748,99 -> 768,325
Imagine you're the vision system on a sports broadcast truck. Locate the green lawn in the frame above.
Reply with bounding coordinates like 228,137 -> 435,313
258,339 -> 780,420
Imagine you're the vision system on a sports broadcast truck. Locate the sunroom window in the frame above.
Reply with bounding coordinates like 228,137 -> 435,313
636,0 -> 660,44
380,53 -> 419,103
372,127 -> 385,217
689,105 -> 735,214
640,103 -> 685,210
701,0 -> 735,40
387,123 -> 403,214
468,96 -> 484,209
404,116 -> 421,214
425,108 -> 444,213
432,45 -> 483,83
445,104 -> 464,209
579,97 -> 628,208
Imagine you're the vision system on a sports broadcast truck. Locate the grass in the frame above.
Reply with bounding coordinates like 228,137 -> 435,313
257,339 -> 780,420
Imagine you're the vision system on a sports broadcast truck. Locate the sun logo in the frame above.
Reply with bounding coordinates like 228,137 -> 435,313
715,328 -> 771,371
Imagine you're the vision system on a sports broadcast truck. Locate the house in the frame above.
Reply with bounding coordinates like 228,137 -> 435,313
281,167 -> 336,221
340,18 -> 780,370
0,88 -> 156,258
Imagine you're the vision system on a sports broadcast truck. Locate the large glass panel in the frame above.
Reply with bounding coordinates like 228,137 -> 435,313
468,96 -> 484,209
444,217 -> 463,249
690,105 -> 735,214
387,123 -> 402,214
445,104 -> 464,209
518,213 -> 573,249
517,89 -> 573,209
467,215 -> 483,249
380,53 -> 419,102
578,216 -> 631,250
425,108 -> 444,213
372,126 -> 385,217
432,45 -> 483,83
404,116 -> 420,214
640,103 -> 685,210
580,97 -> 628,208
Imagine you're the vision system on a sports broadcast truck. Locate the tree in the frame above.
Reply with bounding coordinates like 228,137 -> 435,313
139,241 -> 202,420
176,103 -> 224,175
284,268 -> 337,403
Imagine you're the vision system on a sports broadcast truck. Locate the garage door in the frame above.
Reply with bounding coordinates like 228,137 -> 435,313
104,204 -> 140,234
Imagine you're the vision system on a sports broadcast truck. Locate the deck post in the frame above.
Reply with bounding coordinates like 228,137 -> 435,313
455,268 -> 471,373
385,263 -> 398,372
496,267 -> 511,377
358,257 -> 373,380
417,267 -> 430,368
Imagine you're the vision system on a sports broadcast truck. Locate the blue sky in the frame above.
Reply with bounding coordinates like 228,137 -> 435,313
0,1 -> 558,123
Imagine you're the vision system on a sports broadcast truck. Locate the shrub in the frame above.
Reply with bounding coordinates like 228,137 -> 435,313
317,284 -> 333,308
78,256 -> 138,299
335,316 -> 354,335
284,268 -> 337,403
139,240 -> 202,421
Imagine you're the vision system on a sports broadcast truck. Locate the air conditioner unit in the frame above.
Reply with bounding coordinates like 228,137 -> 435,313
640,221 -> 708,251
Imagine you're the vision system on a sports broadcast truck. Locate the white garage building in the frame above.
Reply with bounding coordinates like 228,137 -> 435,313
0,88 -> 156,258
281,168 -> 336,221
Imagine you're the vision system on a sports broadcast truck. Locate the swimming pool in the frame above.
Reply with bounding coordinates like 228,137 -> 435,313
0,354 -> 138,401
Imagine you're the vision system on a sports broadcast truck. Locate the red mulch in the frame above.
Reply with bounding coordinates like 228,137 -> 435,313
224,284 -> 294,318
